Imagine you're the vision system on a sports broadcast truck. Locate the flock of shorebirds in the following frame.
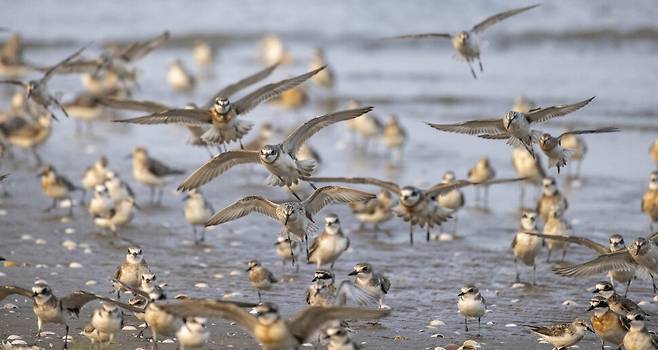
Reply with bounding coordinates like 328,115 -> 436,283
0,4 -> 658,350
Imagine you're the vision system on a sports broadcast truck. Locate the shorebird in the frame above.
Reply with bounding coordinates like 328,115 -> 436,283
39,165 -> 80,215
114,66 -> 323,148
642,171 -> 658,231
307,214 -> 350,269
0,33 -> 31,78
512,96 -> 535,113
623,313 -> 658,350
512,146 -> 545,207
261,34 -> 294,65
168,59 -> 196,92
457,285 -> 486,334
275,235 -> 300,268
81,155 -> 110,197
538,127 -> 619,173
176,317 -> 209,350
62,91 -> 111,133
382,114 -> 407,159
104,171 -> 134,204
436,171 -> 465,233
650,138 -> 658,169
183,189 -> 214,244
112,247 -> 149,298
178,107 -> 372,199
131,146 -> 184,204
307,270 -> 337,307
309,48 -> 334,89
543,207 -> 571,262
553,236 -> 658,293
592,281 -> 648,319
349,188 -> 395,233
193,40 -> 214,68
427,97 -> 595,156
159,300 -> 389,350
0,281 -> 117,349
94,196 -> 138,235
89,184 -> 112,217
80,322 -> 113,348
0,112 -> 52,165
338,263 -> 391,308
588,295 -> 628,350
205,186 -> 374,261
527,319 -> 593,350
467,157 -> 496,209
0,45 -> 87,119
89,302 -> 123,344
324,327 -> 360,350
560,129 -> 587,178
536,177 -> 568,222
386,4 -> 539,78
512,211 -> 542,285
247,260 -> 278,302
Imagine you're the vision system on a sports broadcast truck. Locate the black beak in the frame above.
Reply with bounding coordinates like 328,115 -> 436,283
587,305 -> 595,311
587,326 -> 595,333
312,277 -> 318,282
32,292 -> 38,297
592,289 -> 599,294
273,241 -> 281,246
246,267 -> 252,272
348,270 -> 358,276
458,292 -> 465,297
133,202 -> 141,210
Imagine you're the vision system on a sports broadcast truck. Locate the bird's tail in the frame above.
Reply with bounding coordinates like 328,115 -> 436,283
295,159 -> 317,177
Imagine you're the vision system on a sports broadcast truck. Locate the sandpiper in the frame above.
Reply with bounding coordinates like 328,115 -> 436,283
81,155 -> 110,196
349,188 -> 395,233
538,127 -> 619,173
89,184 -> 112,217
642,171 -> 658,231
467,157 -> 496,209
168,59 -> 196,92
527,319 -> 592,350
307,270 -> 337,307
512,146 -> 545,207
536,177 -> 568,222
436,171 -> 465,233
307,214 -> 350,269
588,295 -> 628,350
309,48 -> 334,89
183,189 -> 214,244
512,211 -> 542,285
457,285 -> 487,334
0,112 -> 52,165
176,317 -> 209,350
543,207 -> 571,262
261,34 -> 294,65
193,40 -> 214,68
131,146 -> 184,204
338,263 -> 391,308
382,114 -> 407,159
112,247 -> 149,298
89,302 -> 123,344
247,260 -> 278,302
623,313 -> 658,350
39,165 -> 80,215
94,196 -> 138,235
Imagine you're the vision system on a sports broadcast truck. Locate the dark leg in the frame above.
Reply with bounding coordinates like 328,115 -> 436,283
426,225 -> 430,242
650,273 -> 657,293
478,57 -> 483,72
624,279 -> 632,297
464,316 -> 469,332
484,186 -> 490,209
67,197 -> 74,217
63,325 -> 69,349
546,250 -> 551,263
257,290 -> 262,303
561,247 -> 567,261
305,233 -> 310,260
533,264 -> 537,286
286,185 -> 302,201
287,232 -> 296,265
467,62 -> 477,79
44,198 -> 57,213
478,317 -> 481,335
32,148 -> 43,166
192,225 -> 197,244
239,139 -> 244,150
307,181 -> 318,190
409,223 -> 414,246
149,187 -> 154,204
151,328 -> 159,350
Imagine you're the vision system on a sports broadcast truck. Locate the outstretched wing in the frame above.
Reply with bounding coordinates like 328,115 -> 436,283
552,250 -> 641,277
206,196 -> 279,226
426,180 -> 474,198
471,4 -> 540,34
288,306 -> 390,342
159,299 -> 258,331
177,151 -> 260,191
522,232 -> 608,255
0,80 -> 26,87
113,109 -> 212,126
304,176 -> 400,194
303,186 -> 376,217
526,97 -> 595,124
283,107 -> 373,154
203,64 -> 279,108
232,66 -> 325,115
426,118 -> 505,136
42,45 -> 88,83
60,291 -> 108,316
557,126 -> 619,140
384,33 -> 452,40
99,97 -> 170,113
118,31 -> 170,62
0,285 -> 34,302
335,281 -> 381,307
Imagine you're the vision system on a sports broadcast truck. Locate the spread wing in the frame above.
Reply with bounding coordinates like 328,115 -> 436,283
99,97 -> 170,113
426,118 -> 506,136
522,232 -> 608,255
557,126 -> 619,140
303,186 -> 376,217
282,107 -> 373,154
471,4 -> 540,34
384,33 -> 452,40
118,31 -> 170,62
206,196 -> 279,226
158,299 -> 258,331
203,64 -> 279,108
111,279 -> 149,299
113,109 -> 212,126
426,180 -> 474,198
60,291 -> 107,316
526,97 -> 595,124
304,176 -> 400,195
288,306 -> 390,342
552,250 -> 642,277
177,151 -> 260,191
0,285 -> 34,302
42,45 -> 88,83
0,80 -> 26,87
147,158 -> 184,177
232,66 -> 325,115
335,281 -> 380,307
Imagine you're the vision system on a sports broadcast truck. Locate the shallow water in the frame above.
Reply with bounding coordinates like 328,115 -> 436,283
1,1 -> 658,349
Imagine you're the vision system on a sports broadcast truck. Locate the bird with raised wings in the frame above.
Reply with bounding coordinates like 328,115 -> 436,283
427,97 -> 595,157
114,66 -> 325,148
386,4 -> 539,78
178,107 -> 373,200
538,127 -> 619,173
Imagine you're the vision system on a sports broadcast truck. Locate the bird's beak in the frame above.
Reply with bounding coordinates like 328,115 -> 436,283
273,241 -> 281,246
246,267 -> 252,272
182,194 -> 190,201
587,305 -> 595,311
586,326 -> 595,333
284,214 -> 290,226
32,292 -> 38,297
592,289 -> 599,294
348,270 -> 358,276
312,277 -> 318,282
457,292 -> 465,297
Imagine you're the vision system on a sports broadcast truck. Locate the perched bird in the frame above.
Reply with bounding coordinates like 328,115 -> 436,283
193,40 -> 214,68
0,112 -> 52,165
93,196 -> 138,235
39,165 -> 80,215
511,146 -> 545,207
178,107 -> 372,199
112,247 -> 149,298
0,281 -> 115,349
309,48 -> 334,89
467,157 -> 496,209
527,319 -> 593,350
457,285 -> 486,333
436,171 -> 465,233
307,214 -> 350,269
538,127 -> 619,173
176,317 -> 210,350
511,211 -> 542,285
592,281 -> 648,319
338,263 -> 391,308
81,155 -> 110,196
104,171 -> 134,204
261,34 -> 294,65
543,207 -> 571,262
650,137 -> 658,169
536,177 -> 568,222
247,260 -> 278,302
275,235 -> 301,268
80,322 -> 113,348
131,146 -> 184,204
307,270 -> 337,307
167,301 -> 389,350
324,327 -> 360,350
623,313 -> 658,350
115,66 -> 323,148
88,184 -> 112,218
642,171 -> 658,232
588,295 -> 628,350
427,97 -> 595,156
553,236 -> 658,293
90,302 -> 123,344
386,5 -> 539,78
168,59 -> 196,92
205,186 -> 374,261
183,189 -> 214,244
381,114 -> 407,159
0,45 -> 87,119
349,188 -> 395,233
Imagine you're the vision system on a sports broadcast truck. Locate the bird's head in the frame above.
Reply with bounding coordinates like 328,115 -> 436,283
324,214 -> 341,234
31,281 -> 52,302
348,263 -> 373,278
592,281 -> 614,298
504,111 -> 519,129
127,246 -> 143,263
213,97 -> 231,115
312,269 -> 334,283
457,284 -> 479,298
246,260 -> 261,272
399,186 -> 422,206
587,295 -> 608,312
542,177 -> 557,195
442,171 -> 456,183
520,211 -> 537,230
608,234 -> 625,251
251,303 -> 280,325
259,145 -> 280,164
631,238 -> 649,257
650,171 -> 658,189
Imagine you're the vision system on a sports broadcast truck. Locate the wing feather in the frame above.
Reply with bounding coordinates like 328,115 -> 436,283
384,33 -> 452,40
522,232 -> 608,254
552,250 -> 638,277
177,151 -> 260,191
113,109 -> 211,126
118,31 -> 170,62
0,285 -> 34,302
471,4 -> 540,34
303,176 -> 400,194
99,97 -> 170,113
526,97 -> 595,124
206,196 -> 279,226
203,64 -> 279,108
557,126 -> 619,140
288,306 -> 390,342
303,186 -> 376,217
426,180 -> 474,198
426,119 -> 505,136
159,299 -> 258,331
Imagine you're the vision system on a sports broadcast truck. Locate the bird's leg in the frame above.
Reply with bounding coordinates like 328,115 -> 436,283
453,214 -> 459,234
514,258 -> 520,283
149,187 -> 154,204
576,160 -> 583,179
519,182 -> 526,208
474,187 -> 480,206
478,317 -> 481,335
426,225 -> 430,242
157,188 -> 164,205
624,279 -> 632,297
151,328 -> 159,350
650,273 -> 658,293
478,57 -> 483,72
34,318 -> 42,344
32,148 -> 43,166
239,139 -> 244,150
306,180 -> 318,190
287,232 -> 296,265
305,233 -> 310,260
192,225 -> 198,244
600,339 -> 605,350
67,197 -> 74,217
63,324 -> 69,350
257,290 -> 262,303
533,264 -> 537,286
286,185 -> 302,201
467,61 -> 477,79
484,186 -> 490,209
200,227 -> 205,242
330,261 -> 335,271
546,250 -> 551,263
464,316 -> 469,332
409,222 -> 414,246
561,247 -> 568,261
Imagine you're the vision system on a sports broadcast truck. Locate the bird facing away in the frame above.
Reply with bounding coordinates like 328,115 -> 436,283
538,127 -> 619,173
114,66 -> 324,148
427,97 -> 595,157
177,107 -> 373,200
511,146 -> 545,207
385,4 -> 540,78
159,300 -> 390,350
